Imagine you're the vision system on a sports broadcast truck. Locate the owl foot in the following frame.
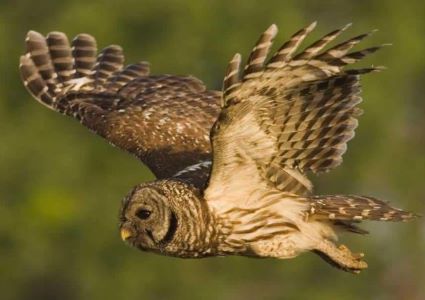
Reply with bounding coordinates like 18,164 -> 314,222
313,240 -> 368,274
338,244 -> 365,260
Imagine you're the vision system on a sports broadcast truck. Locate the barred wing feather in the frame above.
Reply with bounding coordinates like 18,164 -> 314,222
20,31 -> 221,179
206,22 -> 385,204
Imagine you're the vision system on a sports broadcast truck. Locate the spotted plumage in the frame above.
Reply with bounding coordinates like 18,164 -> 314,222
20,22 -> 416,274
20,30 -> 219,179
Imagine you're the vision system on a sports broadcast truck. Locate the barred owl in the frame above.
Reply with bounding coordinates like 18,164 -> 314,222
20,22 -> 416,273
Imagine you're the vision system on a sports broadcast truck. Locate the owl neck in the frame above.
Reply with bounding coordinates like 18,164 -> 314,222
155,179 -> 223,258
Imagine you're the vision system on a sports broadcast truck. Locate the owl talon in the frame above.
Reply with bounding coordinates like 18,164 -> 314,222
338,244 -> 349,251
338,244 -> 364,260
354,252 -> 365,259
315,240 -> 368,273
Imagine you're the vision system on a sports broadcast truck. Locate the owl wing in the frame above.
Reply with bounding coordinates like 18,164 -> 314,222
204,22 -> 384,205
20,31 -> 220,178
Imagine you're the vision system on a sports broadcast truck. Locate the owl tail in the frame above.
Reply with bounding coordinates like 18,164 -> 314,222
19,30 -> 150,111
307,194 -> 417,222
306,194 -> 417,273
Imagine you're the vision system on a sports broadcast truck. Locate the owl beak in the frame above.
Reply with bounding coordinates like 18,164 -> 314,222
120,227 -> 133,241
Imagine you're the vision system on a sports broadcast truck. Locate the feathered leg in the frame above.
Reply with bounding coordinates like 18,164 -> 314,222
313,240 -> 367,273
306,194 -> 416,273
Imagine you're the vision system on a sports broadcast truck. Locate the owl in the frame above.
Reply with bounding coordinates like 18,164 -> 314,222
20,22 -> 416,273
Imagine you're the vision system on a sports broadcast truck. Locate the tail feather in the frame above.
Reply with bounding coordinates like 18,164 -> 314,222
308,195 -> 417,222
20,30 -> 150,112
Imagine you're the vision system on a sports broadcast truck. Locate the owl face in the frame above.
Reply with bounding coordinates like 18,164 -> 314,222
119,184 -> 178,252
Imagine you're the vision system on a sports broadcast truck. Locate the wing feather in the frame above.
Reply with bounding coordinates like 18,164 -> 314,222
90,45 -> 124,87
223,53 -> 242,105
243,24 -> 278,78
72,34 -> 97,77
206,23 -> 384,205
25,31 -> 58,93
20,31 -> 221,180
294,23 -> 352,60
46,31 -> 75,83
268,21 -> 317,67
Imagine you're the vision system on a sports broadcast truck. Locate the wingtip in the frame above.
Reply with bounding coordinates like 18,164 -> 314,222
107,44 -> 124,52
266,24 -> 278,36
47,31 -> 68,38
73,33 -> 96,42
26,30 -> 44,41
342,23 -> 353,31
232,53 -> 242,62
19,54 -> 28,62
373,65 -> 387,72
413,212 -> 422,218
138,60 -> 151,67
369,28 -> 379,35
19,55 -> 30,67
307,21 -> 318,31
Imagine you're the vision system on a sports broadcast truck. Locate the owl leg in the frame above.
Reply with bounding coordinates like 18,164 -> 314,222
313,239 -> 367,274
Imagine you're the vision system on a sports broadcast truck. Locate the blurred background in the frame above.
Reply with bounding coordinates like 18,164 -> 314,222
1,0 -> 424,299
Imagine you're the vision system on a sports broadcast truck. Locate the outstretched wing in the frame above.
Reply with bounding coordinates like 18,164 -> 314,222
20,31 -> 220,179
205,22 -> 384,205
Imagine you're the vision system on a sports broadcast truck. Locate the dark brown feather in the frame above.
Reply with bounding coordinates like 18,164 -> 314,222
20,31 -> 221,182
46,31 -> 74,83
72,33 -> 97,77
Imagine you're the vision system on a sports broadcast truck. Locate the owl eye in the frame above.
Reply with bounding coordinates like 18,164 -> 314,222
136,208 -> 152,220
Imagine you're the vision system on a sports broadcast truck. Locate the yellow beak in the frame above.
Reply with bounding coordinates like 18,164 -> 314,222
120,227 -> 133,241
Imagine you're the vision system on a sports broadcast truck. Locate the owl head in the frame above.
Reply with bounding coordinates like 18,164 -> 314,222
119,182 -> 179,253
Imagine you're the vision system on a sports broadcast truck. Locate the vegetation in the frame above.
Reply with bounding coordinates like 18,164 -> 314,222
0,0 -> 424,299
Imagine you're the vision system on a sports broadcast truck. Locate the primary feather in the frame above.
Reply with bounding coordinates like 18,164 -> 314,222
20,30 -> 221,180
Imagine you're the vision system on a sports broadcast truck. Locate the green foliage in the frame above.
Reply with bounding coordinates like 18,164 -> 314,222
0,0 -> 424,299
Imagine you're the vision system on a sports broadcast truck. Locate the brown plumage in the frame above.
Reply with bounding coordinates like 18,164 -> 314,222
307,195 -> 416,222
20,23 -> 416,274
20,30 -> 220,179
